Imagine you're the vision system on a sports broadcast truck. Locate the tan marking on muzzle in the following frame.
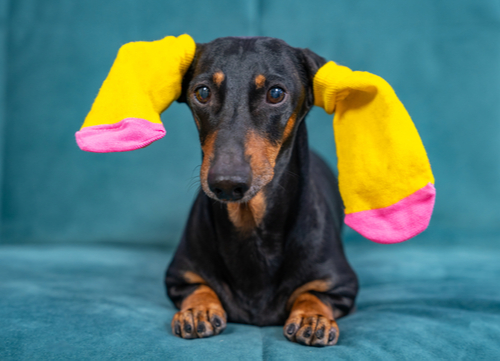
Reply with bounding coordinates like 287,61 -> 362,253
213,71 -> 225,87
200,131 -> 218,196
246,130 -> 281,170
225,131 -> 281,232
255,74 -> 266,89
248,190 -> 266,225
227,191 -> 266,232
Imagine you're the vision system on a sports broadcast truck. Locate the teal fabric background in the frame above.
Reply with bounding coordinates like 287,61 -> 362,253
1,0 -> 500,360
2,0 -> 500,244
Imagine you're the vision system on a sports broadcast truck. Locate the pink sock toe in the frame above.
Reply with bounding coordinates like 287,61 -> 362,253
75,118 -> 166,153
345,183 -> 436,244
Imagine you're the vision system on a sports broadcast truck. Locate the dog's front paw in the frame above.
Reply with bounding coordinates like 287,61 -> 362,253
284,313 -> 339,346
283,292 -> 339,346
171,304 -> 227,339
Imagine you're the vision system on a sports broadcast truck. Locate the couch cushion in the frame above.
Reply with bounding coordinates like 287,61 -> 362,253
1,240 -> 499,360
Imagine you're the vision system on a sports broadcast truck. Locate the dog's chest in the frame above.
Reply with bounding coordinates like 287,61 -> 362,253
214,231 -> 294,325
221,230 -> 284,283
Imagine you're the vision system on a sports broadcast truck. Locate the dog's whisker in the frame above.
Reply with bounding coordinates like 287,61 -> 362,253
185,174 -> 200,182
276,182 -> 286,192
284,170 -> 299,179
190,164 -> 202,178
187,183 -> 201,192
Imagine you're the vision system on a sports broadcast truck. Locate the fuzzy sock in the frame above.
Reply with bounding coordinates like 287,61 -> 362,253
314,61 -> 435,244
76,34 -> 196,152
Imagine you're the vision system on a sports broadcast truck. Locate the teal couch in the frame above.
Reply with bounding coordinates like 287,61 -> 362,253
1,1 -> 500,360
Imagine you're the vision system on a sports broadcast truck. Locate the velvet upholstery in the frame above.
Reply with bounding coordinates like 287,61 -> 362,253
1,0 -> 500,359
1,239 -> 499,360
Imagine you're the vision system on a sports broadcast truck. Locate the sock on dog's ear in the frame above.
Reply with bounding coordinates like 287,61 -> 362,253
176,43 -> 204,104
76,34 -> 196,153
297,48 -> 327,108
313,61 -> 435,244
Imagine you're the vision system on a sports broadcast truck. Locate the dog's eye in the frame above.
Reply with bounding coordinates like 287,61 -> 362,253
267,87 -> 285,104
195,86 -> 211,103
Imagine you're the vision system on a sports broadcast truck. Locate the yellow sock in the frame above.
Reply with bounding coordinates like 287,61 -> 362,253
75,34 -> 195,152
314,62 -> 435,243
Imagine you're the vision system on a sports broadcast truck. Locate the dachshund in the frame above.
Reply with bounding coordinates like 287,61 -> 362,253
165,36 -> 358,347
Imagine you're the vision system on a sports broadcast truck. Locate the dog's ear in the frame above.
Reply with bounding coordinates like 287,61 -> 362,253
76,34 -> 196,153
313,61 -> 435,244
296,48 -> 327,107
177,43 -> 205,104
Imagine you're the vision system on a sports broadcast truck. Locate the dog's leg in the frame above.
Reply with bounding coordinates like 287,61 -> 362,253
171,284 -> 227,339
284,292 -> 339,346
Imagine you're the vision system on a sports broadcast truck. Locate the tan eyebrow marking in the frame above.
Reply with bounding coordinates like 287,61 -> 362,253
255,74 -> 266,89
213,71 -> 225,87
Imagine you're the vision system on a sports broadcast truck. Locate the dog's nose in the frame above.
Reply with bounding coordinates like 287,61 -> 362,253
209,178 -> 250,201
208,163 -> 252,201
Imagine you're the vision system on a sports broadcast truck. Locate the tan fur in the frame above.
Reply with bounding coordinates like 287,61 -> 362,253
289,292 -> 334,320
283,114 -> 297,142
248,191 -> 266,225
284,292 -> 340,345
227,191 -> 266,232
225,131 -> 280,232
286,279 -> 332,310
226,128 -> 295,232
193,116 -> 201,129
213,71 -> 225,87
183,271 -> 207,285
227,203 -> 253,231
172,284 -> 227,338
255,74 -> 266,89
180,285 -> 222,311
246,130 -> 280,170
200,131 -> 218,195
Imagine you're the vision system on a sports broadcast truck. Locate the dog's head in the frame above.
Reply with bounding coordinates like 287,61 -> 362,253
178,37 -> 326,203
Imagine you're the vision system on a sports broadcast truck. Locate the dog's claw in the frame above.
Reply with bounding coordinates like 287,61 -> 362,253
303,327 -> 312,338
328,328 -> 337,343
209,312 -> 226,335
197,322 -> 206,334
212,316 -> 221,328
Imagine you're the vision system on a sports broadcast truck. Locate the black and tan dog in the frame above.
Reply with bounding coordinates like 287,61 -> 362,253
165,37 -> 358,347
